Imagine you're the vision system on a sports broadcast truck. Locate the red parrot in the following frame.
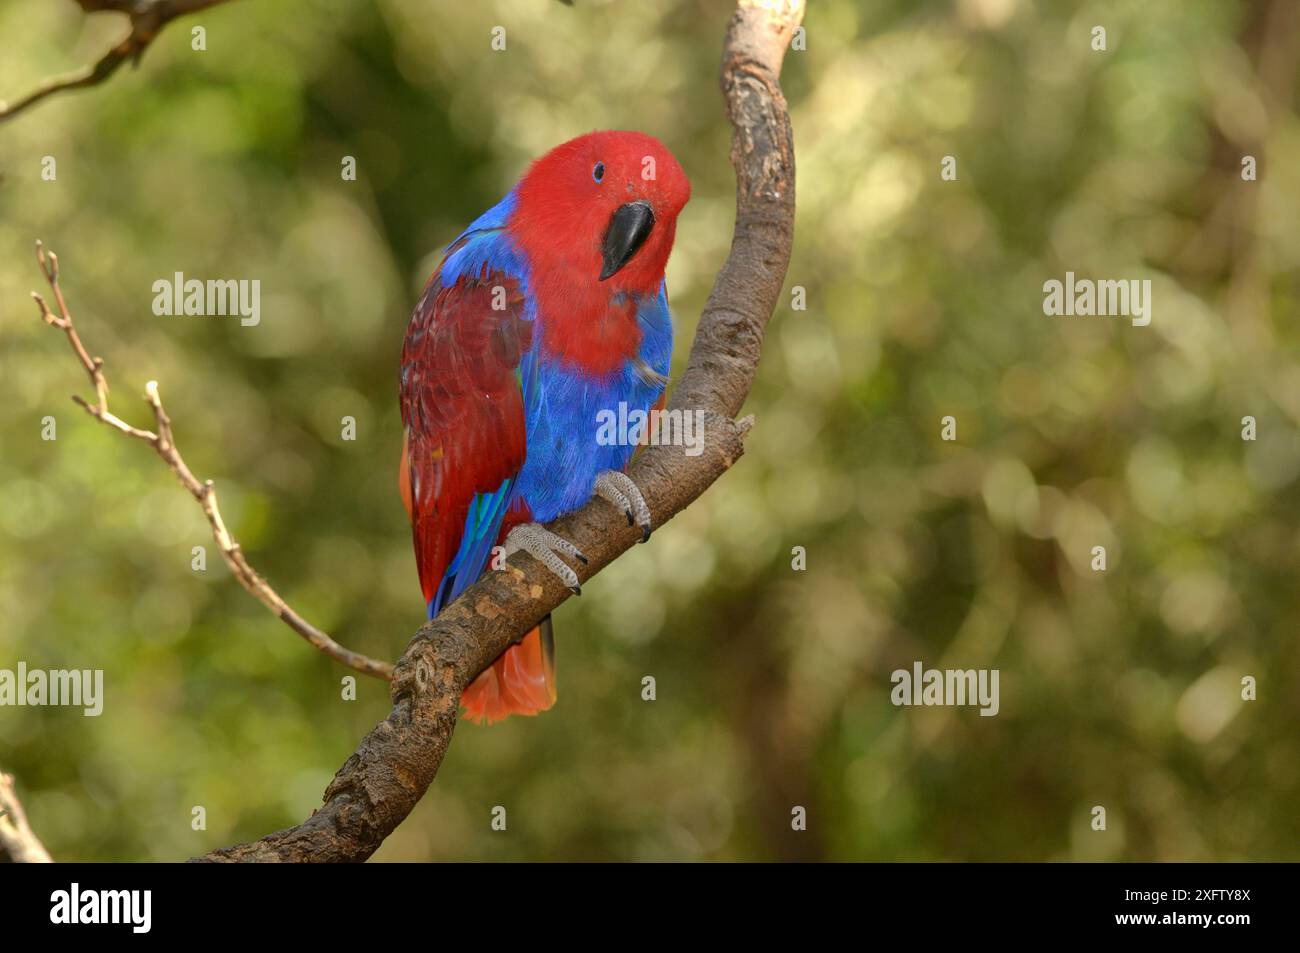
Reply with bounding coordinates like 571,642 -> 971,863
399,131 -> 691,724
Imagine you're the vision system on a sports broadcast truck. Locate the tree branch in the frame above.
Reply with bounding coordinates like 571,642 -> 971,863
0,0 -> 241,124
200,0 -> 804,863
0,772 -> 53,863
31,242 -> 394,681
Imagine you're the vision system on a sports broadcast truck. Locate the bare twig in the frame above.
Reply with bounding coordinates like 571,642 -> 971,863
0,0 -> 241,124
31,242 -> 394,681
201,0 -> 803,863
0,772 -> 53,863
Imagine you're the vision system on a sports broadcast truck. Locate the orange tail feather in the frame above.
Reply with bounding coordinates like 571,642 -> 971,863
461,617 -> 556,725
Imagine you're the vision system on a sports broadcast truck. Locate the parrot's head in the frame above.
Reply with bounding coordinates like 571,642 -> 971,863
512,130 -> 691,296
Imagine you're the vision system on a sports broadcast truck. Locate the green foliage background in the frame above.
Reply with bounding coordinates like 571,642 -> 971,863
1,0 -> 1297,861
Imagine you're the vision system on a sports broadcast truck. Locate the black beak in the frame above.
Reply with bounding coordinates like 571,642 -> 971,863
599,201 -> 655,281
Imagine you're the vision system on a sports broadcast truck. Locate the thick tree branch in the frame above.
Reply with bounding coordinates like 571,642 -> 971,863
201,0 -> 803,863
31,243 -> 394,681
676,0 -> 802,420
0,772 -> 53,863
0,0 -> 241,124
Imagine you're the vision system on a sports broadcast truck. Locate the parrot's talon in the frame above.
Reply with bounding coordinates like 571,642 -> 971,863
503,523 -> 584,592
594,470 -> 652,540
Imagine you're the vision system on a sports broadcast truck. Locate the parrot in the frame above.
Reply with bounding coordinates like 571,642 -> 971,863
398,130 -> 691,724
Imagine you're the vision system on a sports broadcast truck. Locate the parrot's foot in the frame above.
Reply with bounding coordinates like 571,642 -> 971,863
503,523 -> 587,595
594,470 -> 652,542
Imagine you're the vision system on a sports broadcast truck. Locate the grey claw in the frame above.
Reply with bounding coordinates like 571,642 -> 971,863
595,470 -> 652,540
503,523 -> 585,592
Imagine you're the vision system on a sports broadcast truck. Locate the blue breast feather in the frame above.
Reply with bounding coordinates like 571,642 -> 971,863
427,190 -> 672,616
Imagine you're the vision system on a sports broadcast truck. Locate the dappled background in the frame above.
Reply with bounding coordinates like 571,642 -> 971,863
2,0 -> 1298,861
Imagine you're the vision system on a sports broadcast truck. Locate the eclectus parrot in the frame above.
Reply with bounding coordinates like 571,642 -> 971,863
399,131 -> 691,724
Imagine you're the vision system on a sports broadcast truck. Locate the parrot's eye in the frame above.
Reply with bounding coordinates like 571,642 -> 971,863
592,162 -> 605,183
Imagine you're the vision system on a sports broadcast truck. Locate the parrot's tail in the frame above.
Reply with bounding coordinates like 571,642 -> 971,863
460,615 -> 556,724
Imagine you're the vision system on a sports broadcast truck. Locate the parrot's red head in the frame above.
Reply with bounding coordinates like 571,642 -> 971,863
511,130 -> 691,298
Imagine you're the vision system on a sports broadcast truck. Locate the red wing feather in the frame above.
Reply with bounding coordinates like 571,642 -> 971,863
399,264 -> 531,603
